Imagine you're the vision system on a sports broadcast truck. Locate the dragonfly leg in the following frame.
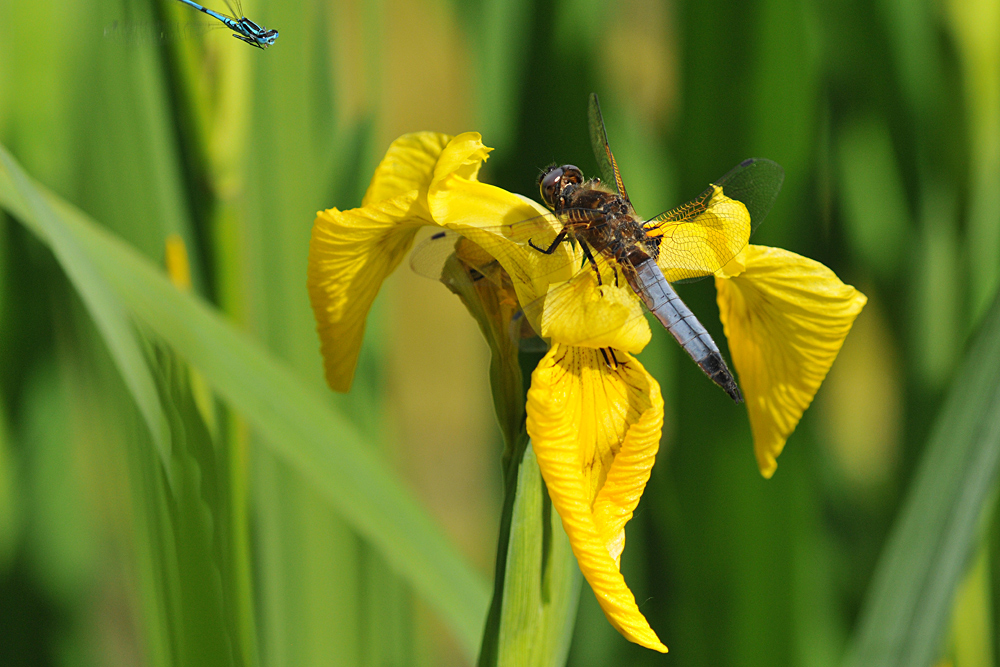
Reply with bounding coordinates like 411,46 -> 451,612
579,240 -> 603,286
599,348 -> 620,369
528,229 -> 568,255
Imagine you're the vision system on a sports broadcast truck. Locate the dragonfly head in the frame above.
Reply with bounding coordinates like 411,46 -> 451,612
539,164 -> 583,209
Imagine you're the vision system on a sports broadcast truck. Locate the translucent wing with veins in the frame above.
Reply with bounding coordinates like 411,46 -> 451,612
645,158 -> 784,283
589,93 -> 632,205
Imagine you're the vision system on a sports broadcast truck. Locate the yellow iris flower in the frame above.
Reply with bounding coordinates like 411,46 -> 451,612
307,131 -> 865,653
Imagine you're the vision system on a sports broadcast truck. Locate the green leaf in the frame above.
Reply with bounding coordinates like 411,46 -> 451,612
21,357 -> 98,599
0,144 -> 172,480
234,6 -> 381,663
0,395 -> 16,573
843,288 -> 1000,667
434,241 -> 581,666
950,544 -> 995,667
0,143 -> 490,659
945,0 -> 1000,322
138,344 -> 243,667
478,443 -> 581,667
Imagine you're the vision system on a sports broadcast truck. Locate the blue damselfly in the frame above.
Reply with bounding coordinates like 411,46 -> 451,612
173,0 -> 278,49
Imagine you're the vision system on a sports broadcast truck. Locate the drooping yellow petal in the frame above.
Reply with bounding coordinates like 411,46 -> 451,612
309,132 -> 502,393
308,192 -> 423,391
716,245 -> 867,478
527,344 -> 666,652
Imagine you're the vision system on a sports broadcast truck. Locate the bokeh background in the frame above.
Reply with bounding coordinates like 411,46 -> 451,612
1,0 -> 998,665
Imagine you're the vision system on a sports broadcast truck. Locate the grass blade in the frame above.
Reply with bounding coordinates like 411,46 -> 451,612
0,143 -> 490,658
0,146 -> 171,480
843,288 -> 1000,667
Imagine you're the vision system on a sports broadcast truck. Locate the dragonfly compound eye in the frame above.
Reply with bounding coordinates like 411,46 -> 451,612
539,167 -> 565,208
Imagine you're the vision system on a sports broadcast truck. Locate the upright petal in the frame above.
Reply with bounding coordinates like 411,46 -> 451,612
429,167 -> 566,304
651,185 -> 752,283
716,245 -> 867,477
363,132 -> 453,208
527,344 -> 666,652
430,131 -> 491,186
308,192 -> 423,391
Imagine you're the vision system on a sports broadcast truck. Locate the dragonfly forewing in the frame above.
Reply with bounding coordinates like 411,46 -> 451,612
646,184 -> 752,283
643,158 -> 783,283
713,157 -> 785,234
588,94 -> 631,204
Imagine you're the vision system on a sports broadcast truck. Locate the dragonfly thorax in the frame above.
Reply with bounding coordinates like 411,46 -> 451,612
538,163 -> 656,270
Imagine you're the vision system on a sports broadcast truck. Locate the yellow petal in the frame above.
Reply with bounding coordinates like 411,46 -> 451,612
536,269 -> 651,354
430,174 -> 566,296
309,132 -> 495,393
717,244 -> 749,279
362,132 -> 453,208
527,344 -> 666,652
308,192 -> 424,391
716,245 -> 867,477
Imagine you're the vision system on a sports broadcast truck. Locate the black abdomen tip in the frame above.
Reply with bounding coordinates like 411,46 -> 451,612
712,368 -> 743,403
701,354 -> 743,403
723,379 -> 743,403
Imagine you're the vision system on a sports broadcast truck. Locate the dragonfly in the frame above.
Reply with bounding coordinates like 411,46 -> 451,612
413,94 -> 783,402
173,0 -> 278,49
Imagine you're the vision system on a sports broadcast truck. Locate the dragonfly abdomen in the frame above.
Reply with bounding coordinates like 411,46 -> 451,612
631,261 -> 743,403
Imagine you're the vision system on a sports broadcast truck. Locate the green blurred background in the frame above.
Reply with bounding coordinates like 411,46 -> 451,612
1,0 -> 998,665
